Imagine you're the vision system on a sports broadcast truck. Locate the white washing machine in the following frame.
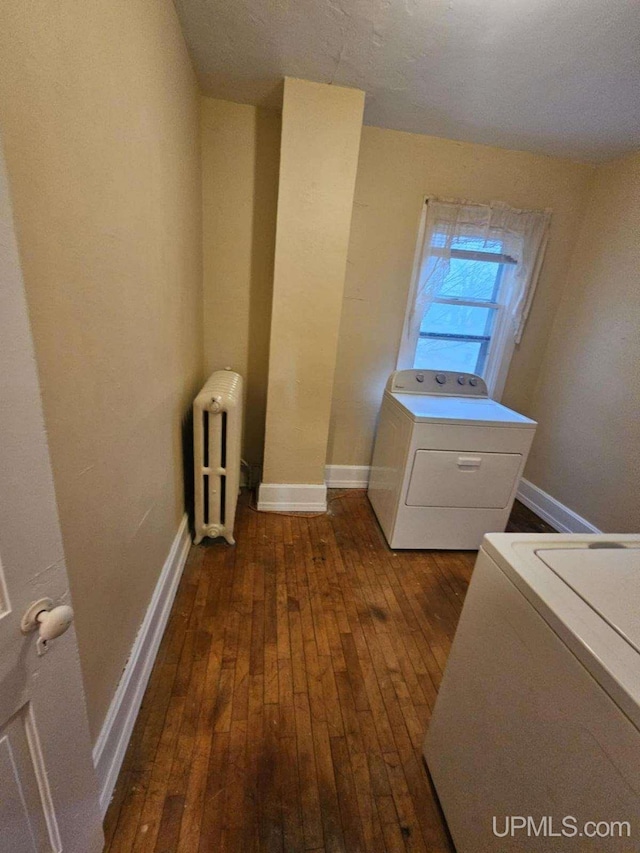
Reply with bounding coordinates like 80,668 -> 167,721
425,534 -> 640,853
367,369 -> 537,549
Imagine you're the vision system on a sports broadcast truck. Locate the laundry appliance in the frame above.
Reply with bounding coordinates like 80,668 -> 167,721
425,534 -> 640,852
368,369 -> 537,549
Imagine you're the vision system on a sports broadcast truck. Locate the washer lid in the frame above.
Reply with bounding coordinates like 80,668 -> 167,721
535,547 -> 640,654
482,534 -> 640,729
391,392 -> 537,427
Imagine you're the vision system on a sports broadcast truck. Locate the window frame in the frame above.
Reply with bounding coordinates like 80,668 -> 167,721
397,201 -> 519,399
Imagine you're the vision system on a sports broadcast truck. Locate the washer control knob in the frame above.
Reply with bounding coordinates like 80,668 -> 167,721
435,374 -> 447,385
416,373 -> 424,383
469,377 -> 479,387
457,375 -> 466,385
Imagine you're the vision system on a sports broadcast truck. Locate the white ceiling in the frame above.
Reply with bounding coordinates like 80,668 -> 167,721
174,0 -> 640,162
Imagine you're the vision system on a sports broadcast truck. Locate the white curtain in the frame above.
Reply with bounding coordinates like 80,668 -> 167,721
398,198 -> 552,368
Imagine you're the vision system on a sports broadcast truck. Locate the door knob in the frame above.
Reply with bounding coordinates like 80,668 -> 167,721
21,598 -> 74,653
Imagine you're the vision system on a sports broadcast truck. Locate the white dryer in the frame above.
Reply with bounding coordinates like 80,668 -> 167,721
425,534 -> 640,853
368,369 -> 537,549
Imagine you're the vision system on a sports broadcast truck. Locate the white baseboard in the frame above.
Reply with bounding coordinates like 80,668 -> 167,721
517,478 -> 601,534
257,482 -> 327,512
325,464 -> 371,489
259,469 -> 600,534
92,513 -> 191,817
322,466 -> 600,534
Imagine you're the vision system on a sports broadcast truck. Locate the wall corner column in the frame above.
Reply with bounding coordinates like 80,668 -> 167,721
259,77 -> 365,511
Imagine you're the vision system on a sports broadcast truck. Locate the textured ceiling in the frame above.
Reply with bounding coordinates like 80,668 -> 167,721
174,0 -> 640,162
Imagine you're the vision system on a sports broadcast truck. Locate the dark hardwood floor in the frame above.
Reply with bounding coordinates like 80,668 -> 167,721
506,499 -> 555,534
103,494 -> 553,852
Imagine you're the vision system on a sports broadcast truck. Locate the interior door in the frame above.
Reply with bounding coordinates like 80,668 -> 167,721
0,137 -> 103,851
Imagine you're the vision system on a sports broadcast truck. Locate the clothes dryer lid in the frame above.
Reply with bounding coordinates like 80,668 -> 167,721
535,546 -> 640,654
391,392 -> 537,428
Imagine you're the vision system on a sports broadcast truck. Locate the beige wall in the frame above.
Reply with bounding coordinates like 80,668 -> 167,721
327,125 -> 595,467
262,79 -> 365,486
0,0 -> 202,738
526,151 -> 640,532
201,98 -> 280,466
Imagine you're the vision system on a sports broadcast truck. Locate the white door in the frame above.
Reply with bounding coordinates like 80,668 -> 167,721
0,137 -> 103,851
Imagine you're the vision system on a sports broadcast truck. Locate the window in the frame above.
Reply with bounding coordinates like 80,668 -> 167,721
416,236 -> 516,376
398,200 -> 551,398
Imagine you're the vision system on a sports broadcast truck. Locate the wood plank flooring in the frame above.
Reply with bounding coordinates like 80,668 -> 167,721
103,494 -> 552,852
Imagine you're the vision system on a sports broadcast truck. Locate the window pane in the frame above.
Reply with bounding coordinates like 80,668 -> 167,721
437,258 -> 501,301
415,302 -> 498,375
451,235 -> 504,254
414,337 -> 482,374
432,233 -> 504,254
419,302 -> 496,338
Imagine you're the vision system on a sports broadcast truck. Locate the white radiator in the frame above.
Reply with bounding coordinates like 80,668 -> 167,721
193,369 -> 243,545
